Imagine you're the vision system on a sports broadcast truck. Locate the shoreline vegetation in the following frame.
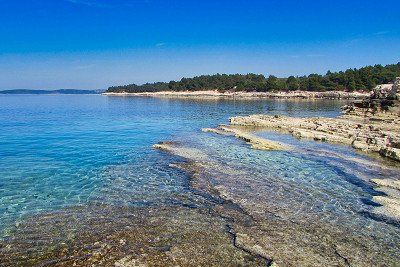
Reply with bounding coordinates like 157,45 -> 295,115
106,63 -> 400,96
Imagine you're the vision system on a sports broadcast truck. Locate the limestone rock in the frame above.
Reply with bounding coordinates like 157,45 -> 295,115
229,111 -> 400,161
393,77 -> 400,92
380,147 -> 400,161
371,84 -> 397,100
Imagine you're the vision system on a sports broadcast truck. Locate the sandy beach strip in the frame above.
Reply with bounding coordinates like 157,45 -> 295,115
103,90 -> 369,100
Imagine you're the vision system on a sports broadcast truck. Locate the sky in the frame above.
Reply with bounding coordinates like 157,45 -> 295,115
0,0 -> 399,89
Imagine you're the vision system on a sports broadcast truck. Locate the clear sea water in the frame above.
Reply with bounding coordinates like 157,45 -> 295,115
0,94 -> 399,259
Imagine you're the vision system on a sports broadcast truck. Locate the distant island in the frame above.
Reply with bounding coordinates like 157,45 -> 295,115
107,63 -> 400,93
0,89 -> 103,95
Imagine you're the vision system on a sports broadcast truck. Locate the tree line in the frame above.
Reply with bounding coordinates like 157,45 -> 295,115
107,63 -> 400,93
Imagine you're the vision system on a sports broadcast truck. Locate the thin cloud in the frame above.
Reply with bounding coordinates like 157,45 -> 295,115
66,0 -> 112,8
65,0 -> 150,8
373,31 -> 390,36
288,54 -> 324,58
306,54 -> 325,58
74,64 -> 96,70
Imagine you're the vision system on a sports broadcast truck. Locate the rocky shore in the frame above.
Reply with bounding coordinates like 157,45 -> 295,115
103,90 -> 369,100
228,111 -> 400,221
230,112 -> 400,161
204,78 -> 400,225
229,78 -> 400,162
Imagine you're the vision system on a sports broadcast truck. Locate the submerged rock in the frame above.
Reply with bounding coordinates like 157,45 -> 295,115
371,179 -> 400,219
152,140 -> 400,266
224,79 -> 400,225
201,127 -> 235,136
153,141 -> 209,161
202,125 -> 289,151
0,205 -> 267,267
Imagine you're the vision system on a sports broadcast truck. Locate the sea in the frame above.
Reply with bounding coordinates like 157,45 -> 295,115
0,94 -> 399,265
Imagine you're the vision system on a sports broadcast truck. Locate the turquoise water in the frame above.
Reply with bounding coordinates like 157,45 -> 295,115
0,95 -> 345,235
0,94 -> 398,243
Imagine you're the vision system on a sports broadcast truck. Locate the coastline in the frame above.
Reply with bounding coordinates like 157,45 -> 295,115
228,112 -> 400,162
103,90 -> 369,100
2,90 -> 400,266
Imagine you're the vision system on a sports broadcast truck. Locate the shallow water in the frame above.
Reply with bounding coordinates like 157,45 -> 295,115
0,95 -> 343,233
163,131 -> 400,265
0,95 -> 399,266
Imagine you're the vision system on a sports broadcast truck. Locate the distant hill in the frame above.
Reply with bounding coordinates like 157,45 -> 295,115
0,89 -> 104,94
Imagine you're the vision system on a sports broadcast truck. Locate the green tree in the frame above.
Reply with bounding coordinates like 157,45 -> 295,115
286,76 -> 299,91
266,75 -> 278,91
106,62 -> 400,93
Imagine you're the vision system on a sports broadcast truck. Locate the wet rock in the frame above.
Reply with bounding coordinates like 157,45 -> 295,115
153,141 -> 209,161
201,127 -> 234,136
203,125 -> 288,151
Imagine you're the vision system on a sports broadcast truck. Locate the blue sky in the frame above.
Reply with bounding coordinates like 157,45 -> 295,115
0,0 -> 399,89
